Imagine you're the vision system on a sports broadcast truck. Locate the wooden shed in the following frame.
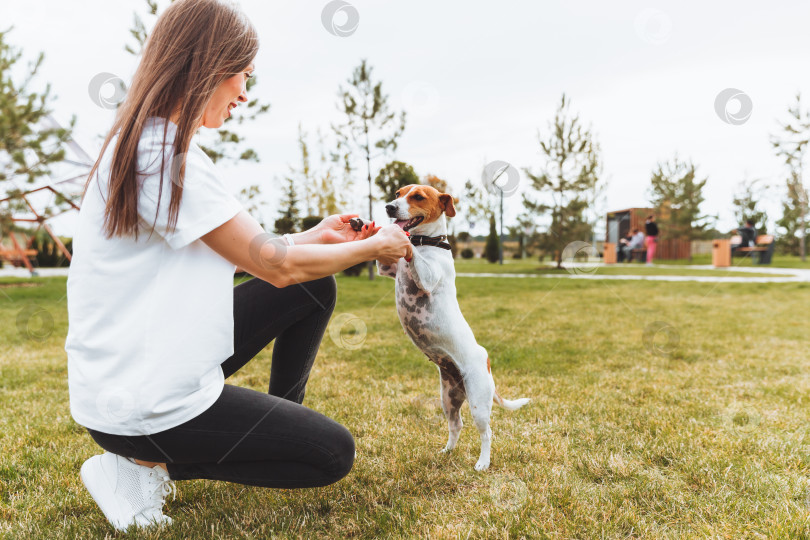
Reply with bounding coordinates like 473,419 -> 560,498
605,208 -> 653,245
605,208 -> 690,261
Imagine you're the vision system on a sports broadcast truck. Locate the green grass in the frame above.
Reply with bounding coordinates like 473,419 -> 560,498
1,275 -> 809,538
454,259 -> 785,278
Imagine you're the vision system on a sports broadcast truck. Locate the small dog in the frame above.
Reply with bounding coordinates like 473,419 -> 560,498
377,184 -> 530,470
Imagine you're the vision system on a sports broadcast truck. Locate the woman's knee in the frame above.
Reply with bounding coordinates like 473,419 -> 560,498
307,275 -> 336,312
325,423 -> 355,483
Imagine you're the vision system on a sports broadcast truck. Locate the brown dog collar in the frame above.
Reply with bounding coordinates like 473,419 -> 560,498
410,235 -> 451,250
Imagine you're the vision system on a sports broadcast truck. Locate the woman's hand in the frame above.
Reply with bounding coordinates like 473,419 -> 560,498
373,224 -> 413,265
306,214 -> 380,244
203,211 -> 385,288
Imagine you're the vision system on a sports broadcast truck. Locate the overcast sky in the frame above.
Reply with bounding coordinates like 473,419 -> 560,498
7,0 -> 810,236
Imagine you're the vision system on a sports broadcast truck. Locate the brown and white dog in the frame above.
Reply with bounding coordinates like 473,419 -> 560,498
377,184 -> 530,470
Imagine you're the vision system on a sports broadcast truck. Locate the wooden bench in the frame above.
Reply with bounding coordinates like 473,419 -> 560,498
630,248 -> 646,262
731,234 -> 774,264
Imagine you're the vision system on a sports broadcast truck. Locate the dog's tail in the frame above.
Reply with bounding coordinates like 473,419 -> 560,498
486,357 -> 531,410
493,391 -> 531,410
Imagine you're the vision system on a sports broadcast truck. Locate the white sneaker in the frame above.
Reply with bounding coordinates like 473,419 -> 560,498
80,452 -> 176,531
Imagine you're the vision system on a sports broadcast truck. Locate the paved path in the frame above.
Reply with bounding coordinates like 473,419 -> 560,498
458,263 -> 810,283
2,264 -> 809,283
0,267 -> 70,278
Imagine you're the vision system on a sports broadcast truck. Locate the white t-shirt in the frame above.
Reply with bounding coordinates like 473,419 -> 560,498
65,117 -> 243,436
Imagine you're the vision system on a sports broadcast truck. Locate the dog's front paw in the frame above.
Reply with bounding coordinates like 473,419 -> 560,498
439,445 -> 454,454
474,458 -> 490,471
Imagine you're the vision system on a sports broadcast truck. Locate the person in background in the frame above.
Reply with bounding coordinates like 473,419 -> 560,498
617,229 -> 634,262
622,228 -> 645,262
644,215 -> 659,264
738,219 -> 757,248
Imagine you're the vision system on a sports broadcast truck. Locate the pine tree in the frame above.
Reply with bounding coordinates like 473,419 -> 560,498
484,216 -> 500,263
0,28 -> 75,231
523,94 -> 602,268
648,156 -> 712,241
274,176 -> 300,235
775,173 -> 808,255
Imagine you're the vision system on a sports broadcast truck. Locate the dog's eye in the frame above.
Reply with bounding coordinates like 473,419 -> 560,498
395,191 -> 400,198
412,194 -> 425,201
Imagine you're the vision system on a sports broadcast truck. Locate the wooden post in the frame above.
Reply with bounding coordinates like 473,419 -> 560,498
8,232 -> 36,275
712,239 -> 731,268
603,242 -> 617,264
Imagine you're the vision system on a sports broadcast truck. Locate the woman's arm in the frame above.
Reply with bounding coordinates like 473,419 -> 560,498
202,211 -> 411,288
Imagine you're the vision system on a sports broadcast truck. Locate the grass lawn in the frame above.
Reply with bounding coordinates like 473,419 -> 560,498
1,274 -> 809,538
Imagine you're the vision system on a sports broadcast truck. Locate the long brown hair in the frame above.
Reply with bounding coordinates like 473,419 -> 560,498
85,0 -> 258,239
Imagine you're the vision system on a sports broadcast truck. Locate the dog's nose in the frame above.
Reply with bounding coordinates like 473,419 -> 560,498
385,204 -> 396,217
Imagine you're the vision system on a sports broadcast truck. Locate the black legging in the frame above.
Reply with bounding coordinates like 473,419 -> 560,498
86,275 -> 355,488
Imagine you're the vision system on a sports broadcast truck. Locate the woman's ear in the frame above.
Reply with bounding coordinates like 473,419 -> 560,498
439,193 -> 456,217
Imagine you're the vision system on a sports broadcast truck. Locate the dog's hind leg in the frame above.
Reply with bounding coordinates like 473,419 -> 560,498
463,366 -> 495,471
436,360 -> 466,453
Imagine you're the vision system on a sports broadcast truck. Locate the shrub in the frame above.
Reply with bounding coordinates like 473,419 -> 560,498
301,216 -> 323,231
461,248 -> 474,259
274,217 -> 296,235
343,261 -> 367,277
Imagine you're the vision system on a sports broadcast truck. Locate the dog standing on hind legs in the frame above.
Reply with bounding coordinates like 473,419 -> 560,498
375,184 -> 530,471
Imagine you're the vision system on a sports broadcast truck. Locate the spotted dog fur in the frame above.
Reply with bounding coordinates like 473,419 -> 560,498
378,184 -> 530,471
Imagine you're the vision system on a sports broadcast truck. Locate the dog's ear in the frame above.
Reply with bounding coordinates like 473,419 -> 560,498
439,193 -> 456,217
